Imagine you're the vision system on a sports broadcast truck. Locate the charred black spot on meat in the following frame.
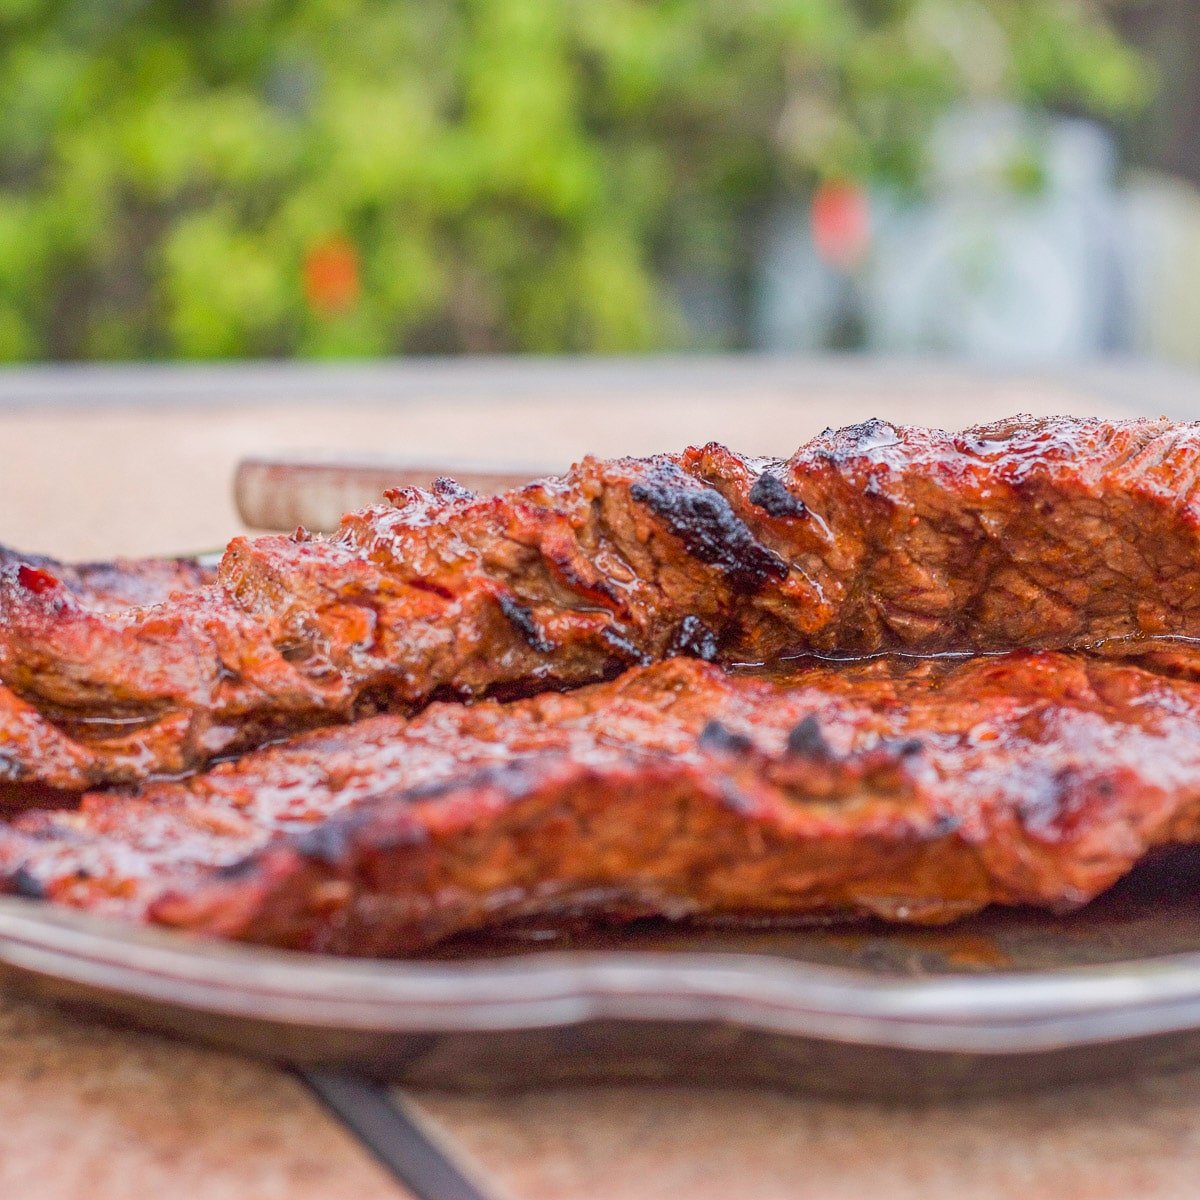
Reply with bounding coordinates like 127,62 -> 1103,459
496,594 -> 555,654
786,714 -> 834,760
629,465 -> 788,594
432,477 -> 477,502
698,720 -> 754,755
748,472 -> 808,520
667,616 -> 719,662
8,866 -> 45,899
887,737 -> 925,758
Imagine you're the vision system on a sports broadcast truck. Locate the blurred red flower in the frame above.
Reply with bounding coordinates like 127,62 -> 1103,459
303,236 -> 361,314
810,181 -> 870,269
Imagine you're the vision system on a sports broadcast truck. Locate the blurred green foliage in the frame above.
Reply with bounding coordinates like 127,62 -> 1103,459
0,0 -> 1149,360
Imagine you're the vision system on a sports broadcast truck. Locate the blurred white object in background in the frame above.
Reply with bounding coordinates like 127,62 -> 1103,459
1120,173 -> 1200,369
756,105 -> 1129,364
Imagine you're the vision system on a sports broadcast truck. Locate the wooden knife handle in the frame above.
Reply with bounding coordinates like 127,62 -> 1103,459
234,458 -> 550,532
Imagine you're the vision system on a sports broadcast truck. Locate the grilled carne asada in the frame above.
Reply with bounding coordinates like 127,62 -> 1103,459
0,547 -> 216,800
5,652 -> 1200,954
5,413 -> 1200,790
0,545 -> 213,611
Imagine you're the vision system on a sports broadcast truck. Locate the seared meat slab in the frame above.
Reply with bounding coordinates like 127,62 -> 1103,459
0,546 -> 216,796
5,414 -> 1200,789
6,652 -> 1200,955
0,544 -> 213,611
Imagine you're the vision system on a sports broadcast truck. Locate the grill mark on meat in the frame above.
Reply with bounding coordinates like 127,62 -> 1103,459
599,626 -> 651,666
628,463 -> 789,593
495,594 -> 555,654
406,577 -> 456,601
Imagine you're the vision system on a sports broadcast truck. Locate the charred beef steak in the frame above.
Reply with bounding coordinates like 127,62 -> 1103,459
5,414 -> 1200,790
5,652 -> 1200,955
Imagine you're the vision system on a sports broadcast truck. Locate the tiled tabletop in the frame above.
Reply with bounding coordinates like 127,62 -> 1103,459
1,356 -> 1197,1200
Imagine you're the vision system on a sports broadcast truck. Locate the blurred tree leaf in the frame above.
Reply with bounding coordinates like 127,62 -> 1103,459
0,0 -> 1149,360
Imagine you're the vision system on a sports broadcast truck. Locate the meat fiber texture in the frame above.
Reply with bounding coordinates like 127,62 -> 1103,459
3,414 -> 1200,791
4,653 -> 1200,955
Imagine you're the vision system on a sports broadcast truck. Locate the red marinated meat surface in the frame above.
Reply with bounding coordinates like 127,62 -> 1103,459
4,652 -> 1200,955
4,415 -> 1200,789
